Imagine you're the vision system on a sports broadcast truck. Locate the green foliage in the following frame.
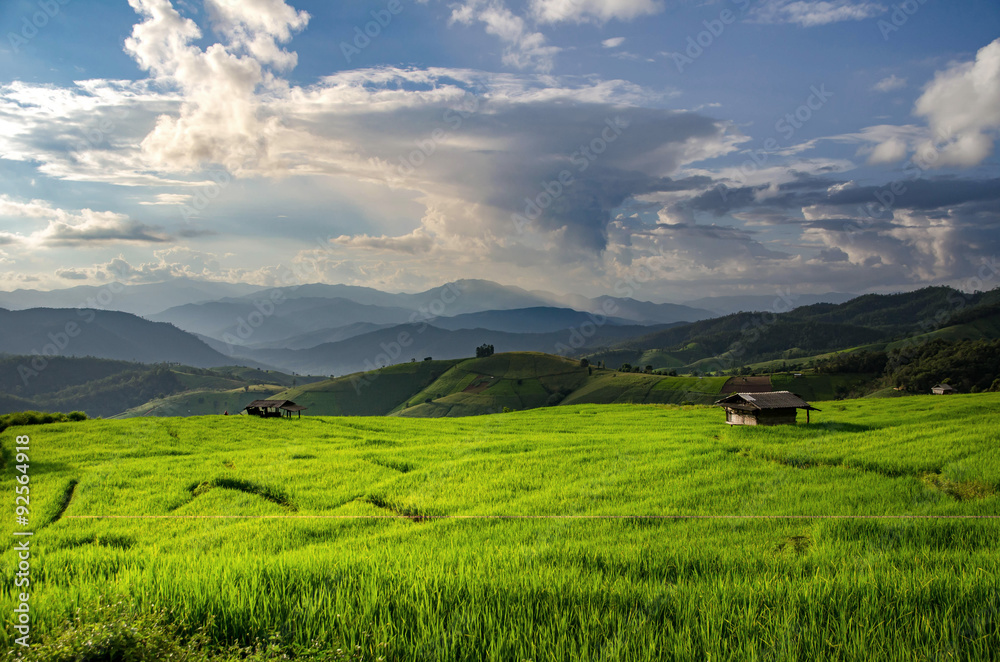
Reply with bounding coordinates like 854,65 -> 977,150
19,600 -> 213,662
589,286 -> 1000,372
811,338 -> 1000,394
0,410 -> 86,433
815,350 -> 889,375
475,344 -> 495,358
885,338 -> 1000,393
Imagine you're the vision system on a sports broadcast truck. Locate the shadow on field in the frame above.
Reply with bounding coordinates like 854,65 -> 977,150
184,477 -> 297,511
806,422 -> 881,433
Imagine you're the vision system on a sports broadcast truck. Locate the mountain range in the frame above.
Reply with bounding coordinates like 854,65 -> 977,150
1,281 -> 998,418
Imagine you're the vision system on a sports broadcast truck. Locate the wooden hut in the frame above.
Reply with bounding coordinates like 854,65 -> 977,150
243,399 -> 307,418
931,384 -> 957,395
714,391 -> 818,426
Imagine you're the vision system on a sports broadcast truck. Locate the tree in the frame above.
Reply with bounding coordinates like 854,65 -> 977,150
476,344 -> 495,358
580,358 -> 590,368
620,364 -> 633,373
645,365 -> 654,373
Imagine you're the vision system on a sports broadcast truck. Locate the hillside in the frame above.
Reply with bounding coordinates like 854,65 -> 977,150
587,286 -> 1000,371
267,353 -> 732,418
269,359 -> 465,416
3,395 -> 998,659
0,356 -> 321,418
0,307 -> 258,369
116,384 -> 290,418
394,353 -> 592,416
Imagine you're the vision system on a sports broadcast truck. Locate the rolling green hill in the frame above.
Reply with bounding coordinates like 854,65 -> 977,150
270,359 -> 465,416
393,353 -> 591,416
3,395 -> 998,660
263,353 -> 733,418
0,356 -> 322,418
115,384 -> 286,418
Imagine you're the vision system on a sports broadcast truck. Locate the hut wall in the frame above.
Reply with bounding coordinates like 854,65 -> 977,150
726,409 -> 759,426
725,408 -> 799,426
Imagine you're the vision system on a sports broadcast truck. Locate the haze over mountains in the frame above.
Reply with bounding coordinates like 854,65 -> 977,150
0,277 -> 865,377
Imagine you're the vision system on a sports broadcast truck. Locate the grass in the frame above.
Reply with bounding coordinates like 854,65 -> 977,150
1,394 -> 999,660
394,353 -> 590,416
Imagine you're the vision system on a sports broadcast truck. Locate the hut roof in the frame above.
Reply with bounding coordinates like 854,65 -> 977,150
715,391 -> 819,411
932,384 -> 957,391
245,399 -> 306,411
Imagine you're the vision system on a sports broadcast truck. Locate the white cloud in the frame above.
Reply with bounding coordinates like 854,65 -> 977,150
532,0 -> 663,24
752,1 -> 886,27
913,38 -> 1000,168
867,137 -> 908,164
841,39 -> 1000,168
602,37 -> 626,48
124,0 -> 307,174
873,75 -> 907,92
204,0 -> 309,70
450,0 -> 560,72
0,195 -> 170,247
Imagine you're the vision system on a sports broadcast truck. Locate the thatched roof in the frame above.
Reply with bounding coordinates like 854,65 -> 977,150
715,391 -> 819,411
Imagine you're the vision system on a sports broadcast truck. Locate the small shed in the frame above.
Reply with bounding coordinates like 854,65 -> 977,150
931,384 -> 958,395
714,391 -> 819,426
244,399 -> 307,418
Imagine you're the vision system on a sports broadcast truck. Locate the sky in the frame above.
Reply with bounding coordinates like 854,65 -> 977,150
0,0 -> 998,302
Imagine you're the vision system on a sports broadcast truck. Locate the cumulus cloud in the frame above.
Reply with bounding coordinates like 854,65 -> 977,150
124,0 -> 308,174
752,1 -> 886,27
450,0 -> 560,72
850,40 -> 1000,168
867,137 -> 908,164
532,0 -> 663,24
204,0 -> 309,70
912,38 -> 1000,168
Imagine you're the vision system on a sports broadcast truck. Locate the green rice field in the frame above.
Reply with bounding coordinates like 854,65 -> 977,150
2,394 -> 999,660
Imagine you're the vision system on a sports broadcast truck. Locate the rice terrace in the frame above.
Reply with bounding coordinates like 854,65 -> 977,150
2,389 -> 998,660
2,0 -> 1000,659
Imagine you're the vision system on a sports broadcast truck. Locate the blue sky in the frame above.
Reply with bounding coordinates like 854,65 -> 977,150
0,0 -> 998,301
